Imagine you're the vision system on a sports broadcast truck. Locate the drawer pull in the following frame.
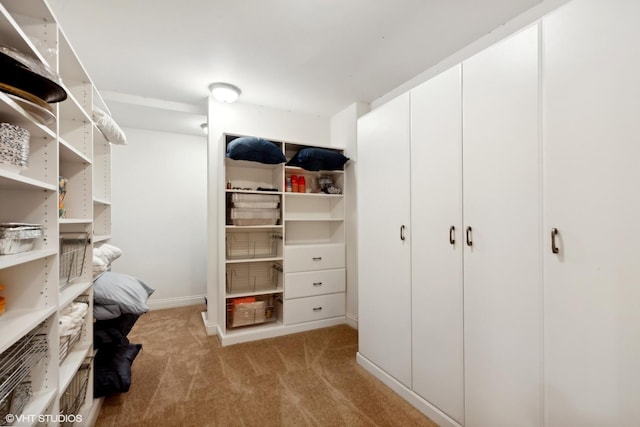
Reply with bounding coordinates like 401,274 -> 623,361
312,257 -> 322,261
313,282 -> 323,286
313,307 -> 323,312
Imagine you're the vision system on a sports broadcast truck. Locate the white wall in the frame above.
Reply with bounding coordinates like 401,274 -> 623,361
204,101 -> 330,333
111,127 -> 207,309
330,102 -> 370,327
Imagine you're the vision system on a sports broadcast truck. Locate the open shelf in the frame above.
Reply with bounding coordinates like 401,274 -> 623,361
0,248 -> 57,270
59,343 -> 92,393
0,306 -> 56,354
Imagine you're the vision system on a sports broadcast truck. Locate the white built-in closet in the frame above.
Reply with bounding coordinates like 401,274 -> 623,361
357,0 -> 640,426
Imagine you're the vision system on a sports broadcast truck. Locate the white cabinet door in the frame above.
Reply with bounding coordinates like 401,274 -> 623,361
410,64 -> 464,424
462,25 -> 541,427
543,1 -> 640,425
357,93 -> 412,387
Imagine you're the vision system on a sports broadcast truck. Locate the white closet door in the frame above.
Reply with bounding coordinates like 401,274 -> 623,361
462,25 -> 541,427
410,65 -> 464,424
544,0 -> 640,425
357,93 -> 412,387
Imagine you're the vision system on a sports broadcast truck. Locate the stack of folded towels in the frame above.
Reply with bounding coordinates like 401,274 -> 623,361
59,301 -> 88,337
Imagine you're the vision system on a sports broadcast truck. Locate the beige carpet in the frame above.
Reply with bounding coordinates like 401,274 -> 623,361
95,305 -> 438,427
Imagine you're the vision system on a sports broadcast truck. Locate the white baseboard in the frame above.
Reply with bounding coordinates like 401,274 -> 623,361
356,353 -> 461,427
147,295 -> 205,311
200,311 -> 219,336
345,312 -> 358,329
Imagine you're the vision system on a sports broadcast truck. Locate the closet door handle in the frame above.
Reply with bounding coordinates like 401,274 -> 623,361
313,282 -> 323,286
313,307 -> 323,312
466,226 -> 473,247
551,228 -> 559,254
400,225 -> 406,241
312,257 -> 322,261
449,226 -> 456,245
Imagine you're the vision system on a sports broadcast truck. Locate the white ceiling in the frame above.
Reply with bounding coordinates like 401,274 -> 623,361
47,0 -> 544,134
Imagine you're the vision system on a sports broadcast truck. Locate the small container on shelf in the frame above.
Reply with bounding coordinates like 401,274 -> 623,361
0,122 -> 29,173
0,284 -> 5,315
0,223 -> 43,255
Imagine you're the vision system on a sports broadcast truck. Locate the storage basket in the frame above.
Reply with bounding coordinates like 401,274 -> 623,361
59,358 -> 91,426
226,262 -> 282,294
59,296 -> 89,363
231,193 -> 280,203
226,295 -> 277,328
59,232 -> 90,287
0,381 -> 31,425
230,208 -> 280,226
226,230 -> 282,259
0,122 -> 29,172
0,323 -> 47,413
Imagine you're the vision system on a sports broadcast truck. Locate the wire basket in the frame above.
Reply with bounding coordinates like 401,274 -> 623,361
226,262 -> 282,294
59,232 -> 90,288
226,230 -> 282,260
0,323 -> 47,412
226,295 -> 278,328
0,381 -> 32,425
59,296 -> 89,363
59,357 -> 92,426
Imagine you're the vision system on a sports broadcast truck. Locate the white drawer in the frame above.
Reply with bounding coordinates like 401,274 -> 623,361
284,293 -> 345,325
285,269 -> 345,299
284,243 -> 345,272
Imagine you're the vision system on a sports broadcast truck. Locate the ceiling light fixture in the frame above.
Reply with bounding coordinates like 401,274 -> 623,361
209,82 -> 241,103
200,123 -> 208,134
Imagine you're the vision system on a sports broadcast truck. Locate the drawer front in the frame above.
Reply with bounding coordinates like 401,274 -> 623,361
284,293 -> 345,325
284,244 -> 345,272
285,269 -> 345,299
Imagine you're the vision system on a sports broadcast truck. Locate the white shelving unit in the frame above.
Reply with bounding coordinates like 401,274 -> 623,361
215,134 -> 347,345
0,1 -> 113,424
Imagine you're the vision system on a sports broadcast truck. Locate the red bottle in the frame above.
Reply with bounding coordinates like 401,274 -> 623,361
298,176 -> 306,193
291,175 -> 299,193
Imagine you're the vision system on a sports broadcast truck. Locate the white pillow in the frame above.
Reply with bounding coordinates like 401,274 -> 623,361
93,106 -> 127,145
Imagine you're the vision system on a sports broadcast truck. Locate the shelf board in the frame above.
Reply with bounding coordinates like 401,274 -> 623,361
0,171 -> 56,192
93,234 -> 111,243
59,138 -> 92,164
59,218 -> 92,225
226,289 -> 283,299
93,197 -> 111,206
59,342 -> 92,393
0,249 -> 58,270
284,192 -> 343,198
59,280 -> 92,309
285,166 -> 345,174
226,257 -> 283,264
225,189 -> 282,195
0,306 -> 56,354
0,248 -> 57,270
284,217 -> 344,222
21,388 -> 58,427
225,225 -> 283,230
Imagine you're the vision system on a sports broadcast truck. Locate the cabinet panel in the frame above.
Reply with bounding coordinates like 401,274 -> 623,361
284,292 -> 345,325
462,25 -> 541,427
357,93 -> 412,388
543,0 -> 640,425
284,243 -> 345,272
410,64 -> 463,424
285,268 -> 345,299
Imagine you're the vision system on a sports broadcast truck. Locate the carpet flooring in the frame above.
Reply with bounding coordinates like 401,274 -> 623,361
95,305 -> 438,427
